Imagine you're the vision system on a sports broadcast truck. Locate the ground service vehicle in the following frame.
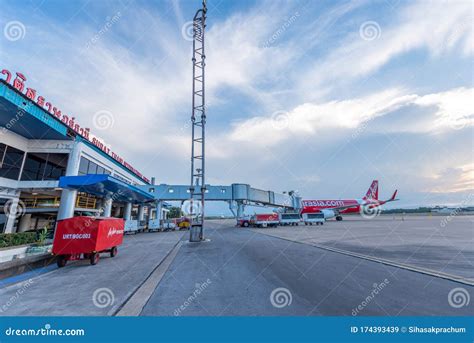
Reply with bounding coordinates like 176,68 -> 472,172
176,217 -> 191,230
250,214 -> 279,228
52,217 -> 124,267
238,216 -> 251,227
302,213 -> 325,225
279,213 -> 301,226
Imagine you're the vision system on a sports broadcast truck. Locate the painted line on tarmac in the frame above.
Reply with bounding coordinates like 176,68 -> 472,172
252,230 -> 474,286
114,239 -> 184,316
0,263 -> 57,288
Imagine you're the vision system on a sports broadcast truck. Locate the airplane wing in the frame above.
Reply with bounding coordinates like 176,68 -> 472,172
378,190 -> 399,205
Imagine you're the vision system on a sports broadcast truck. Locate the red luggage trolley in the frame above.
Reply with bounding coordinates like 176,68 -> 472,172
53,216 -> 124,267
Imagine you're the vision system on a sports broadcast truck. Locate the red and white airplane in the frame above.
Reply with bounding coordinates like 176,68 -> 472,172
301,180 -> 398,221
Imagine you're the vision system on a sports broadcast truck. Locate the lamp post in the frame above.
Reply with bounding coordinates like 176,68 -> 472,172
189,0 -> 207,242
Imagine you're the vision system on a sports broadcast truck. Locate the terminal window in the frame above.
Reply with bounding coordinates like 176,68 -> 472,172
0,198 -> 7,232
21,153 -> 68,181
0,143 -> 25,180
78,157 -> 111,176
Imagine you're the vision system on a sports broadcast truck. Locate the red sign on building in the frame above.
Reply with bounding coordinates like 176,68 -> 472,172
1,68 -> 150,183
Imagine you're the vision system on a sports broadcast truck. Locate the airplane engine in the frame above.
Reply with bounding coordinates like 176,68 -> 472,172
321,209 -> 336,219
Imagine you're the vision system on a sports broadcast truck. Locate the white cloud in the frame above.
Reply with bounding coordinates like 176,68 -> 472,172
300,0 -> 473,93
415,87 -> 474,131
227,87 -> 473,147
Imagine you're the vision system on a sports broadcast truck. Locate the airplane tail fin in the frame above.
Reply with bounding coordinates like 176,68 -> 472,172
364,180 -> 378,200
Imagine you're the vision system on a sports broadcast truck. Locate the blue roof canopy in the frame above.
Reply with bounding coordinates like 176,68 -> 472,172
59,174 -> 154,204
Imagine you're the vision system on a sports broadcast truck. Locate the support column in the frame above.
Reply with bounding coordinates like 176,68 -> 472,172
18,213 -> 32,232
103,197 -> 112,217
4,197 -> 20,233
237,202 -> 245,219
58,191 -> 77,220
138,205 -> 145,222
57,141 -> 82,220
124,202 -> 132,221
156,201 -> 163,223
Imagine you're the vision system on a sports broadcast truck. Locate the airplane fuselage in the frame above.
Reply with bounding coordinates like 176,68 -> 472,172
301,199 -> 362,214
301,199 -> 386,218
300,181 -> 397,220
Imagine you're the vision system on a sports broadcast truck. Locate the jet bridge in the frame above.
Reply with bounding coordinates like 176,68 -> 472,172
138,183 -> 301,220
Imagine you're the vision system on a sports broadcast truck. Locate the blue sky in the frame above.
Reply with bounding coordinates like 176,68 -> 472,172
0,0 -> 473,212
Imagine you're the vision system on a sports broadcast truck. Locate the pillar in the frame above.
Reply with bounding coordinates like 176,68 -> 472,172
113,205 -> 121,217
237,202 -> 245,219
57,141 -> 82,220
124,202 -> 132,221
57,191 -> 77,220
138,205 -> 145,222
18,213 -> 32,232
103,197 -> 112,217
4,197 -> 20,233
156,201 -> 163,223
228,201 -> 236,218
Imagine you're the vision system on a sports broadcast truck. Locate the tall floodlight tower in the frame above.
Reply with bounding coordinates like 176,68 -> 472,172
189,0 -> 207,242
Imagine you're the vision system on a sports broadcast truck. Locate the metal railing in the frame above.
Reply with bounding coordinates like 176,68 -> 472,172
22,196 -> 61,208
75,195 -> 97,209
22,195 -> 98,210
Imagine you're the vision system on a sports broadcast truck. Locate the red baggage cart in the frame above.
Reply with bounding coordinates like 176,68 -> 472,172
52,216 -> 124,267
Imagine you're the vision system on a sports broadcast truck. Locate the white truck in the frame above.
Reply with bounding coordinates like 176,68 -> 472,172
302,212 -> 325,226
249,214 -> 280,228
279,213 -> 301,226
124,220 -> 140,234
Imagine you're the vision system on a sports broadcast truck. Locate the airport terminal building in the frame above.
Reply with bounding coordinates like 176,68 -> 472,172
0,69 -> 161,234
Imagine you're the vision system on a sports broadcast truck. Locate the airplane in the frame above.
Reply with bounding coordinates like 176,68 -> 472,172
300,180 -> 398,221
